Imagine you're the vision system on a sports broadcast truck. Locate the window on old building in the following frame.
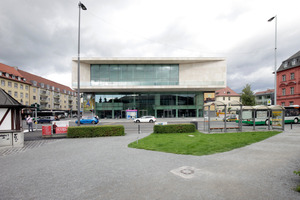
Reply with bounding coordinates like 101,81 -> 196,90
291,73 -> 295,80
291,87 -> 294,95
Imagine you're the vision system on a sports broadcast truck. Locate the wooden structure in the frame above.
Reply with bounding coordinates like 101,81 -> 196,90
0,88 -> 26,147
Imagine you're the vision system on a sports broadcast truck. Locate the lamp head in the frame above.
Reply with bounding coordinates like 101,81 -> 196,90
268,16 -> 276,22
79,2 -> 87,10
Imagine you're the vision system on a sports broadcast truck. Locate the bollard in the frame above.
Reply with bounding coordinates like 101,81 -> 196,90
291,122 -> 293,129
137,124 -> 141,144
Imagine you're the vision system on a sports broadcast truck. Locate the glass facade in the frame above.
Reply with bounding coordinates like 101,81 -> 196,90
90,64 -> 179,86
87,92 -> 204,119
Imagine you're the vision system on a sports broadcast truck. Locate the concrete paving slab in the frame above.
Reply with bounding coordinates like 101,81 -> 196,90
0,125 -> 299,199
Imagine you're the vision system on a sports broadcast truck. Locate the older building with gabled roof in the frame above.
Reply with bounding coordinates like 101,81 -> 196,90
0,63 -> 78,113
276,50 -> 300,106
0,63 -> 31,105
215,86 -> 241,112
255,89 -> 274,106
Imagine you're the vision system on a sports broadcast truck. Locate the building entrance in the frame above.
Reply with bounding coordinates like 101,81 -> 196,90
164,110 -> 172,118
138,110 -> 148,117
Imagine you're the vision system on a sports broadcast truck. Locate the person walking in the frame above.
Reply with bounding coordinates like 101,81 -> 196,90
26,115 -> 34,132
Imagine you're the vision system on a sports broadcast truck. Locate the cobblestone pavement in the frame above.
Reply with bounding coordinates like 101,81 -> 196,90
0,139 -> 63,156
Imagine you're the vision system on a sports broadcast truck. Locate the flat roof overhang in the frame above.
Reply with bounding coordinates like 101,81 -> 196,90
72,57 -> 225,65
75,86 -> 226,93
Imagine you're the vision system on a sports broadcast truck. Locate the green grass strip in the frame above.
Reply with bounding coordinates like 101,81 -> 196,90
128,131 -> 281,156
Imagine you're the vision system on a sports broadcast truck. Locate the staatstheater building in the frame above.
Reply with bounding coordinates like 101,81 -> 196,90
72,57 -> 226,119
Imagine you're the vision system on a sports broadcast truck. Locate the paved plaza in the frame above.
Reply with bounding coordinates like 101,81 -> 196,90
0,119 -> 300,200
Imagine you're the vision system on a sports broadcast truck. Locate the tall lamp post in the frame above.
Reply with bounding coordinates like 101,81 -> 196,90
268,15 -> 277,105
77,1 -> 87,126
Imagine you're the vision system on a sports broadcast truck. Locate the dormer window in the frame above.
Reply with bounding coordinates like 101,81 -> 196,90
63,89 -> 66,93
12,75 -> 15,79
292,59 -> 296,66
31,80 -> 37,86
227,91 -> 230,94
0,71 -> 2,76
52,86 -> 55,90
283,62 -> 288,68
6,73 -> 9,78
46,84 -> 50,89
41,83 -> 44,88
18,77 -> 21,81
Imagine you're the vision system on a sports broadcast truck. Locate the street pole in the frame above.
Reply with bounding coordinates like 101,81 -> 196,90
268,15 -> 277,105
77,1 -> 87,126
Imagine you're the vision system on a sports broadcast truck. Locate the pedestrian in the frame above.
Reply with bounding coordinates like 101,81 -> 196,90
53,122 -> 57,134
26,115 -> 34,132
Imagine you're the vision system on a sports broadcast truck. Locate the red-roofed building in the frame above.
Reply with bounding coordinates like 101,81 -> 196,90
254,89 -> 274,105
0,63 -> 31,105
0,63 -> 78,113
215,86 -> 241,112
276,50 -> 300,106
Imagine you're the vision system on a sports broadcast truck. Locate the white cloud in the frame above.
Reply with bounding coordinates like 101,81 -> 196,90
0,0 -> 300,92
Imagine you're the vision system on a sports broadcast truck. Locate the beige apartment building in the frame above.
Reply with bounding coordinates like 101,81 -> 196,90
0,63 -> 77,113
0,63 -> 31,105
215,86 -> 241,112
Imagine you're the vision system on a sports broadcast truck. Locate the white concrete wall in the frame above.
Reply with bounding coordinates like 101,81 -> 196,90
72,61 -> 90,88
179,60 -> 226,86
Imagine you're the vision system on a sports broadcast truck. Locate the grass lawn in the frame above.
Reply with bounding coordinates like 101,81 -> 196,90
128,131 -> 281,156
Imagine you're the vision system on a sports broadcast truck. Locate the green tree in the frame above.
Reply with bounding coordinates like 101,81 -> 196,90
241,84 -> 256,106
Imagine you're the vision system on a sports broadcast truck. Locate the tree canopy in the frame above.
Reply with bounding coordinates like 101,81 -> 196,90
241,84 -> 256,106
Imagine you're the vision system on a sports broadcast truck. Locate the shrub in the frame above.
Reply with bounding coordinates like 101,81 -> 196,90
153,124 -> 195,134
67,125 -> 125,138
294,170 -> 300,192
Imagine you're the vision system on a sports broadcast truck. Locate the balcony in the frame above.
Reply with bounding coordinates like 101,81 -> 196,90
54,93 -> 60,99
40,90 -> 49,97
54,105 -> 60,109
40,98 -> 48,103
54,100 -> 60,105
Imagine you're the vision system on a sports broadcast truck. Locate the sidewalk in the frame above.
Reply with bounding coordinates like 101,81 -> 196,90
0,124 -> 299,199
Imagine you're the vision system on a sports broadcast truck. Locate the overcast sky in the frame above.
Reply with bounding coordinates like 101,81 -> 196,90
1,0 -> 300,93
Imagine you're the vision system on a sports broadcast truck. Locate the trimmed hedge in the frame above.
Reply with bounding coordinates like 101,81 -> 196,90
153,124 -> 195,134
67,125 -> 125,138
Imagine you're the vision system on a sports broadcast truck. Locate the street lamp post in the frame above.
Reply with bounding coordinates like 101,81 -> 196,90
77,1 -> 87,126
268,15 -> 277,105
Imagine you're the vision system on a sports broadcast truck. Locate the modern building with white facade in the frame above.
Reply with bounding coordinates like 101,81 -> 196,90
72,57 -> 226,118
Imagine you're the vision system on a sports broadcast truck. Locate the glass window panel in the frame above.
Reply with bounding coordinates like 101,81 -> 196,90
91,64 -> 178,86
100,65 -> 109,81
127,65 -> 135,81
110,65 -> 119,82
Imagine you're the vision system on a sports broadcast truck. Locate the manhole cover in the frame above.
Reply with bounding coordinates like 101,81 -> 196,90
180,168 -> 194,175
171,166 -> 197,179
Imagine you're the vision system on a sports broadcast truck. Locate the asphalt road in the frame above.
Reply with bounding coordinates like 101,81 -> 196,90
22,117 -> 295,141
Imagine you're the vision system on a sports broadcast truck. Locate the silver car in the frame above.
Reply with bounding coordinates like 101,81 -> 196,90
134,116 -> 156,123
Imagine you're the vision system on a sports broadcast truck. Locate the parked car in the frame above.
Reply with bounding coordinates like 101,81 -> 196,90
37,116 -> 55,124
75,117 -> 99,124
134,116 -> 156,123
223,114 -> 237,122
